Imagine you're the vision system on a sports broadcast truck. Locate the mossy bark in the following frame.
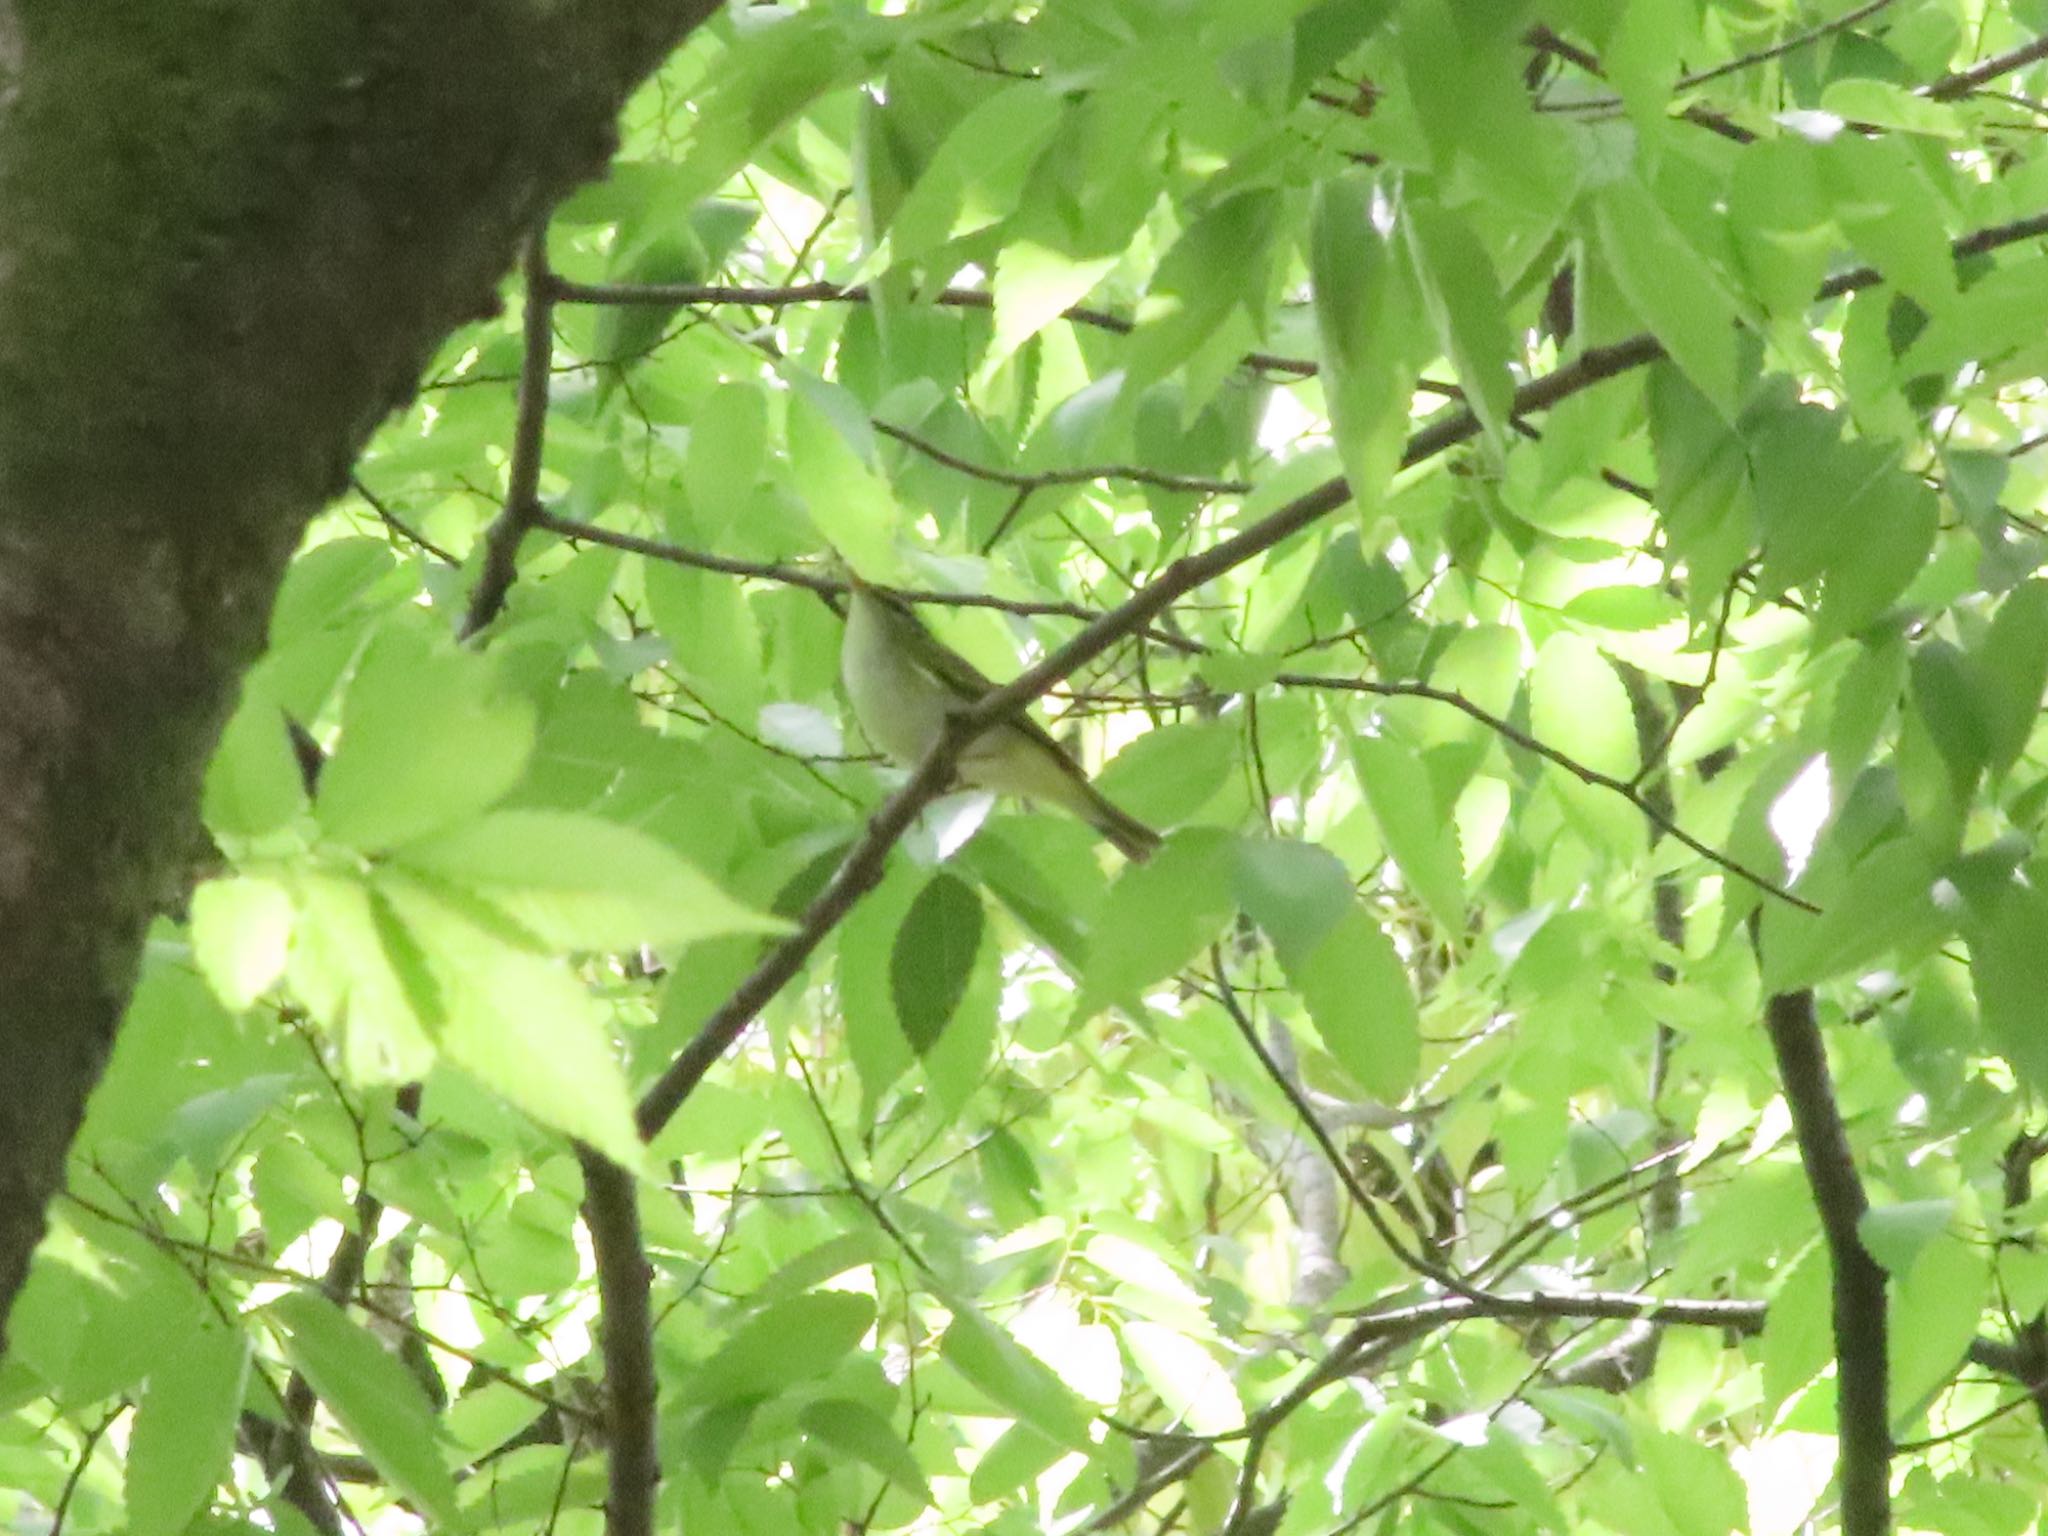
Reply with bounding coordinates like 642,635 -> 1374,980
0,0 -> 719,1347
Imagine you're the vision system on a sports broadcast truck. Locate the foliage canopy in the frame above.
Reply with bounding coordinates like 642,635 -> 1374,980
18,2 -> 2048,1534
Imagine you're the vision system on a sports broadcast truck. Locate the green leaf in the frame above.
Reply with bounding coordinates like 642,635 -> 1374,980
968,1421 -> 1067,1504
1123,189 -> 1282,395
1081,829 -> 1239,1010
1977,579 -> 2048,777
1857,1199 -> 1954,1274
268,1291 -> 463,1527
126,1316 -> 249,1536
1529,633 -> 1636,781
1094,719 -> 1236,828
1759,836 -> 1942,992
682,381 -> 770,541
667,12 -> 884,209
189,876 -> 294,1011
315,620 -> 536,853
203,691 -> 309,838
1638,1428 -> 1749,1536
1232,836 -> 1355,968
1280,906 -> 1420,1100
799,1399 -> 931,1503
1891,1235 -> 1989,1419
887,83 -> 1063,263
1310,173 -> 1421,510
1119,1321 -> 1242,1437
1594,180 -> 1740,419
288,872 -> 438,1083
375,875 -> 646,1168
685,1292 -> 877,1405
1953,854 -> 2048,1092
388,809 -> 785,951
1349,733 -> 1465,932
836,860 -> 924,1106
788,373 -> 899,575
939,1307 -> 1094,1449
891,871 -> 985,1055
1404,200 -> 1516,451
985,241 -> 1119,380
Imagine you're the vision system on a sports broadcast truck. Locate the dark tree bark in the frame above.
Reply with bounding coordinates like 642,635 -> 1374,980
0,0 -> 721,1349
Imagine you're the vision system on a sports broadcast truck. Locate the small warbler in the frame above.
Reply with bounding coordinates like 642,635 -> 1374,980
838,571 -> 1161,861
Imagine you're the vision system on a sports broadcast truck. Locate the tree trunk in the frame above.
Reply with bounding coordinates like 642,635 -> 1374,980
0,0 -> 719,1348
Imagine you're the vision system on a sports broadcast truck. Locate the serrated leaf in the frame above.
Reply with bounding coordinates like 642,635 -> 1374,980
316,621 -> 536,853
189,876 -> 294,1011
1857,1199 -> 1953,1274
940,1307 -> 1094,1449
1081,829 -> 1238,1010
799,1399 -> 931,1502
126,1317 -> 249,1536
686,1292 -> 877,1405
1530,633 -> 1637,780
1978,580 -> 2048,777
1281,906 -> 1420,1099
891,872 -> 985,1054
1404,200 -> 1517,451
1311,173 -> 1420,509
1233,836 -> 1356,968
1595,181 -> 1740,419
1350,734 -> 1465,933
1120,1321 -> 1242,1436
1094,719 -> 1236,827
269,1292 -> 462,1527
375,875 -> 645,1168
389,809 -> 785,951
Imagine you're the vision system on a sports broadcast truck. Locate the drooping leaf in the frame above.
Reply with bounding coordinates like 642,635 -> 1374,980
268,1292 -> 462,1527
891,871 -> 985,1054
126,1317 -> 249,1536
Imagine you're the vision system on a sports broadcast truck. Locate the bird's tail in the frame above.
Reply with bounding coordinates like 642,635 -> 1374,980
1086,789 -> 1163,862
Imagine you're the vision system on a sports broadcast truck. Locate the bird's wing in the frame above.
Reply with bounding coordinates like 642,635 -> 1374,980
863,582 -> 1094,783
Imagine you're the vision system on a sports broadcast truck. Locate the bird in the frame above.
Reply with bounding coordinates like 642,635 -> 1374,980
836,568 -> 1161,861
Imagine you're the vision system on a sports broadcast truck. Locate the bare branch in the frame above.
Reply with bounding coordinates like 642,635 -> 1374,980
577,1147 -> 658,1536
1764,989 -> 1889,1536
462,230 -> 557,640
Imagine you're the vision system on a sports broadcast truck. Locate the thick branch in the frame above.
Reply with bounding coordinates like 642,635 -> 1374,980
577,1146 -> 658,1536
1765,990 -> 1889,1536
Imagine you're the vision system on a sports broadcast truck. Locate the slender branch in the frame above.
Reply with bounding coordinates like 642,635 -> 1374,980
1540,1 -> 1894,112
350,475 -> 457,565
547,274 -> 1323,378
1764,989 -> 1889,1536
876,418 -> 1252,497
1927,31 -> 2048,100
1681,0 -> 1896,90
576,1146 -> 658,1536
462,230 -> 556,640
1272,673 -> 1814,911
1207,951 -> 1474,1296
537,511 -> 1200,650
634,730 -> 962,1139
50,1403 -> 124,1536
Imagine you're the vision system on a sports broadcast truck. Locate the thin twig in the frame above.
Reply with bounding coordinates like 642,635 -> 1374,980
1273,673 -> 1814,911
462,229 -> 556,639
1927,30 -> 2048,100
50,1403 -> 124,1536
877,418 -> 1253,497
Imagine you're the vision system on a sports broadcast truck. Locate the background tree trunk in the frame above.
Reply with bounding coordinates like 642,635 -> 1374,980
0,0 -> 720,1348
